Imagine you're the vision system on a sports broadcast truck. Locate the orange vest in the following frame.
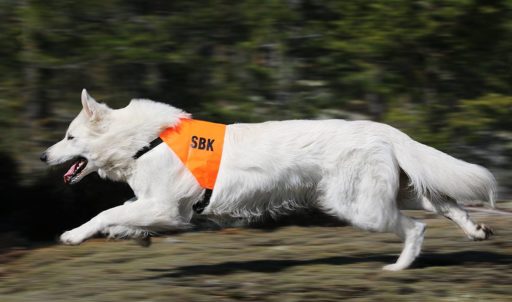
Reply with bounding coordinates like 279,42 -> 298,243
159,119 -> 226,189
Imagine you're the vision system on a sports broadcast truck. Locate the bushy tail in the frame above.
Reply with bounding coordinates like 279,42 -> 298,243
392,138 -> 496,207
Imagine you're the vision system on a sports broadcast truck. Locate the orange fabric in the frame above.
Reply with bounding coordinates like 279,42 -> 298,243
159,119 -> 226,189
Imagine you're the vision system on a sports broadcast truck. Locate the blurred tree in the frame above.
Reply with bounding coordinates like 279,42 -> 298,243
448,94 -> 512,152
0,0 -> 510,224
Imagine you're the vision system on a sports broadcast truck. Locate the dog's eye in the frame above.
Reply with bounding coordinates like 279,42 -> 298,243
67,135 -> 75,140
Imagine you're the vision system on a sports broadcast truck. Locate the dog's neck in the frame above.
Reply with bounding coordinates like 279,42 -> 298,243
91,99 -> 191,183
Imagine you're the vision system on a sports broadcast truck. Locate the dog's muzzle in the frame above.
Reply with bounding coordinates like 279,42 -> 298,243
40,152 -> 48,162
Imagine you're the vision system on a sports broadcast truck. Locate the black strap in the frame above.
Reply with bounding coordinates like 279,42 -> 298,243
134,136 -> 212,214
133,137 -> 164,159
193,189 -> 212,214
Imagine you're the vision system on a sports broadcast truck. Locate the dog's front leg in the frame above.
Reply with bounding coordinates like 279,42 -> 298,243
60,199 -> 186,245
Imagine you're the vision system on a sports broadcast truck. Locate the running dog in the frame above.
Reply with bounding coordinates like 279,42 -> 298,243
41,89 -> 496,270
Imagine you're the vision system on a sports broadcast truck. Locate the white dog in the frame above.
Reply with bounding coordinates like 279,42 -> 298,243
41,89 -> 496,271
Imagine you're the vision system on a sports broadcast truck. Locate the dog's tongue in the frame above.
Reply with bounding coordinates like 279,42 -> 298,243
63,161 -> 80,184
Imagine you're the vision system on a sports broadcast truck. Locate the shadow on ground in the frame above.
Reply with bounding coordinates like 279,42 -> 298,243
142,251 -> 512,280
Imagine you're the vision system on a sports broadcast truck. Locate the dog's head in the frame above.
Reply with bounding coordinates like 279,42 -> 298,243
41,89 -> 112,184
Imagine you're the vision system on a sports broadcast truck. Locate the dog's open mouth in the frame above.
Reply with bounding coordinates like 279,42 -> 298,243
63,157 -> 88,184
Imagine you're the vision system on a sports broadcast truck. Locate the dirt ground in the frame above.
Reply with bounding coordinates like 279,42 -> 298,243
1,203 -> 511,302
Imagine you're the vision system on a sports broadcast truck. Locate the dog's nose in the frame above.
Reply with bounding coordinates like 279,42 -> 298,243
40,152 -> 48,162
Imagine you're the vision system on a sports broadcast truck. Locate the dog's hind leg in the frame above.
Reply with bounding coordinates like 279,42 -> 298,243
322,181 -> 426,271
382,215 -> 426,271
320,143 -> 426,271
436,198 -> 493,240
399,194 -> 493,241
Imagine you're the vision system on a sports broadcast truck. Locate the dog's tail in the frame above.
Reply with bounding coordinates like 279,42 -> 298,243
391,134 -> 496,207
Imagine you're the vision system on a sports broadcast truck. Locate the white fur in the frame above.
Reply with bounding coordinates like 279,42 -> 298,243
44,89 -> 497,270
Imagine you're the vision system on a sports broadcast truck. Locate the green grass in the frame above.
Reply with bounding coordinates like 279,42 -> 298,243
1,206 -> 511,302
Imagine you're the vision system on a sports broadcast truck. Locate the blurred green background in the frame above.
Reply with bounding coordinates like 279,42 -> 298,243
0,0 -> 511,244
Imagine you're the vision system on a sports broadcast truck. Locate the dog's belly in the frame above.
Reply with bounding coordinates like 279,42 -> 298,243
204,181 -> 318,218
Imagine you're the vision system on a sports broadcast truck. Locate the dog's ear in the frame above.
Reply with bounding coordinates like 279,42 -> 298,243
81,89 -> 108,120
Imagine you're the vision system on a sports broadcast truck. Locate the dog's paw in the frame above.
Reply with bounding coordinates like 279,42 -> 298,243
382,263 -> 407,271
468,224 -> 494,241
134,236 -> 152,247
60,230 -> 86,245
